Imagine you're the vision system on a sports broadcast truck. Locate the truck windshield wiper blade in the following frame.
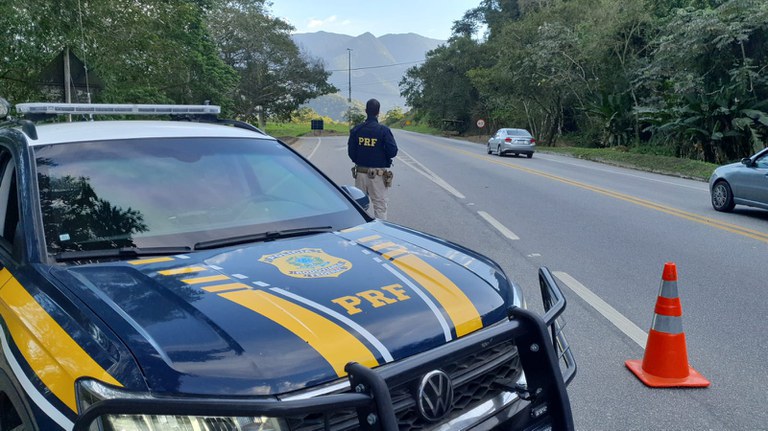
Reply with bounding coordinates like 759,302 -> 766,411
193,226 -> 333,250
54,246 -> 192,262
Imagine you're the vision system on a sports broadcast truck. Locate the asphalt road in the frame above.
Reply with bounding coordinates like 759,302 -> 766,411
291,130 -> 768,430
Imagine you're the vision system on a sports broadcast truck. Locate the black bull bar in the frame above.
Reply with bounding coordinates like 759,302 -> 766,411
74,267 -> 576,431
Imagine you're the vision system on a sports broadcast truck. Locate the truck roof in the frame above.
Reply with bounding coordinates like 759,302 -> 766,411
27,120 -> 272,146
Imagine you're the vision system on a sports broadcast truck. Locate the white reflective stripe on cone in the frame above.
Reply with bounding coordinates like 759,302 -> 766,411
651,314 -> 684,334
658,279 -> 679,299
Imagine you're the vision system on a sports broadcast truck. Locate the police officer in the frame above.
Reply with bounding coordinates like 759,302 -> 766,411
348,99 -> 398,220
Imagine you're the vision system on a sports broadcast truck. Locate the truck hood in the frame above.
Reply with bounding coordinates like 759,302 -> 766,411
61,222 -> 511,396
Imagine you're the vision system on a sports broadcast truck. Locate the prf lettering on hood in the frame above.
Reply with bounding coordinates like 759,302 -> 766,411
332,284 -> 411,315
259,248 -> 352,279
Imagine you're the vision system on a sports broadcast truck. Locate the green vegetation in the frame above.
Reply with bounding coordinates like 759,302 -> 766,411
264,120 -> 349,138
398,122 -> 441,135
2,0 -> 760,181
401,0 -> 768,165
1,0 -> 337,126
536,147 -> 718,181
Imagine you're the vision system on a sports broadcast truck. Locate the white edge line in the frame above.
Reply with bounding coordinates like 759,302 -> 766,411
0,324 -> 74,430
553,271 -> 648,348
477,211 -> 520,240
382,264 -> 453,342
398,149 -> 466,199
307,137 -> 322,160
270,287 -> 394,362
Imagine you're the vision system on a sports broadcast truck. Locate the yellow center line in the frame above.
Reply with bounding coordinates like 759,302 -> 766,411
444,145 -> 768,244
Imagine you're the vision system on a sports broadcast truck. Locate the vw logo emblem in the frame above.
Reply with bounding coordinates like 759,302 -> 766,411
417,370 -> 454,422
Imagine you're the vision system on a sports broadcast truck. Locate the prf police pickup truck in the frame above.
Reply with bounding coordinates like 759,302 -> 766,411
0,99 -> 575,431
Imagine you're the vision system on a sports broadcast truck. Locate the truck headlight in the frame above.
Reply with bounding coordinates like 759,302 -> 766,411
98,414 -> 283,431
77,379 -> 288,431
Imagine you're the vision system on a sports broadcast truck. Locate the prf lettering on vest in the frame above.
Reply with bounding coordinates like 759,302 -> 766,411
331,284 -> 411,315
358,137 -> 377,147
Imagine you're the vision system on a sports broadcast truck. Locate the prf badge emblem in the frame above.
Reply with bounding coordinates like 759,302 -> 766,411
259,248 -> 352,279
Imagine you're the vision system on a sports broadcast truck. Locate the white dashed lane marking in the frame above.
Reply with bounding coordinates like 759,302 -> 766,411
477,211 -> 520,240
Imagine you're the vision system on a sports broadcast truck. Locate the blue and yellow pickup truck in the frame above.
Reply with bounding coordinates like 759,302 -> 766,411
0,99 -> 575,431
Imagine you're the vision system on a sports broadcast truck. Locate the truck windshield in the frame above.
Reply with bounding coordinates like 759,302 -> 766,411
34,137 -> 363,255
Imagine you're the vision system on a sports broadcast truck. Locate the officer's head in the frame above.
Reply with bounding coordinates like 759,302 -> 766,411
365,99 -> 380,117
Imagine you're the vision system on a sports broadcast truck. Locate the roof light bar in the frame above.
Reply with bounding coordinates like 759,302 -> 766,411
15,103 -> 221,116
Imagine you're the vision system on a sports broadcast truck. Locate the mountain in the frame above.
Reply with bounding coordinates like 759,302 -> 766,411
291,31 -> 444,121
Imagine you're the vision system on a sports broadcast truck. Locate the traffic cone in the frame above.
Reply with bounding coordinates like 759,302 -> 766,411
625,262 -> 710,387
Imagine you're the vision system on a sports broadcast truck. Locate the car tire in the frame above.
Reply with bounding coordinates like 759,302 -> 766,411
527,153 -> 533,158
711,181 -> 735,212
496,145 -> 503,157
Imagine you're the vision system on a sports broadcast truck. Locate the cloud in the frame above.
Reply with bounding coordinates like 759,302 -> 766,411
305,15 -> 353,32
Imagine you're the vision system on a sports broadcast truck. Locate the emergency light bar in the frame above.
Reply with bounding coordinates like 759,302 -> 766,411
16,103 -> 221,116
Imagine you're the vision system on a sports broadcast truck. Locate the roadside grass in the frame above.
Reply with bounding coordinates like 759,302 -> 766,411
397,122 -> 441,135
537,146 -> 718,181
264,121 -> 349,138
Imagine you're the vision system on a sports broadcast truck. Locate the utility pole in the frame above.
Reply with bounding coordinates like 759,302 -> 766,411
347,48 -> 352,128
64,47 -> 72,122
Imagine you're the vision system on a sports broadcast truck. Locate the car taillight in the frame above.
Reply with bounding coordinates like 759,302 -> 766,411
505,137 -> 512,143
530,138 -> 536,144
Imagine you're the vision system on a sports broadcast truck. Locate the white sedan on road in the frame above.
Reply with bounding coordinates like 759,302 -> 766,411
487,128 -> 537,158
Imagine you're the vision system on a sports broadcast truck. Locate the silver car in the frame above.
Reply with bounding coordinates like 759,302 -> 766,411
487,128 -> 536,158
709,147 -> 768,212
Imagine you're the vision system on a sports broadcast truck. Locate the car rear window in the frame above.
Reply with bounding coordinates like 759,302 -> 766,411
506,129 -> 531,137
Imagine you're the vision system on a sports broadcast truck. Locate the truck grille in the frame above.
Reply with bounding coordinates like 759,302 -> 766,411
286,341 -> 521,430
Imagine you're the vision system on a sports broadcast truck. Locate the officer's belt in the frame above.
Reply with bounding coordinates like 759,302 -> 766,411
355,166 -> 389,174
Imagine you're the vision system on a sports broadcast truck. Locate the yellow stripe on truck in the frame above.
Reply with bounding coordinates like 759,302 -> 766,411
219,289 -> 379,377
0,270 -> 122,412
127,257 -> 175,265
158,266 -> 207,276
392,254 -> 483,337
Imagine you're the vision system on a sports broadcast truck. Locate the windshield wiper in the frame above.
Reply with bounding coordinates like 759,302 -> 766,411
193,226 -> 333,250
54,246 -> 192,262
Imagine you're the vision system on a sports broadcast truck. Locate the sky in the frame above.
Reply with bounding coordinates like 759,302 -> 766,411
268,1 -> 481,40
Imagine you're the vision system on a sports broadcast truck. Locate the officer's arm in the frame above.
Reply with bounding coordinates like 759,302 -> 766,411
347,132 -> 357,162
383,128 -> 398,159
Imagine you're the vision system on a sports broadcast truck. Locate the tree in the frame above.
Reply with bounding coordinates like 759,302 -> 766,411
1,0 -> 237,106
208,0 -> 337,127
400,36 -> 490,133
452,0 -> 523,39
346,104 -> 366,126
384,107 -> 405,125
639,0 -> 768,162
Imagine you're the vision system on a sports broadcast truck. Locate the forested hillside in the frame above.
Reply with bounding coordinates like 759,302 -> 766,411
401,0 -> 768,163
291,31 -> 443,120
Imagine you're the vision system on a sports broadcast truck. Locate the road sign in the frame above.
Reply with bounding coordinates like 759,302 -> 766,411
476,119 -> 485,128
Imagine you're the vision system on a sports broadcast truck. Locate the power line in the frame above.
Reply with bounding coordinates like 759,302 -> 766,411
352,79 -> 405,87
327,59 -> 425,72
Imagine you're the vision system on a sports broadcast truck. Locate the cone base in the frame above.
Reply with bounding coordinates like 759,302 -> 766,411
625,359 -> 710,387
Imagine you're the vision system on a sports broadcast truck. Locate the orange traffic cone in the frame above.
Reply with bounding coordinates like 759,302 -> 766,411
625,262 -> 710,387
